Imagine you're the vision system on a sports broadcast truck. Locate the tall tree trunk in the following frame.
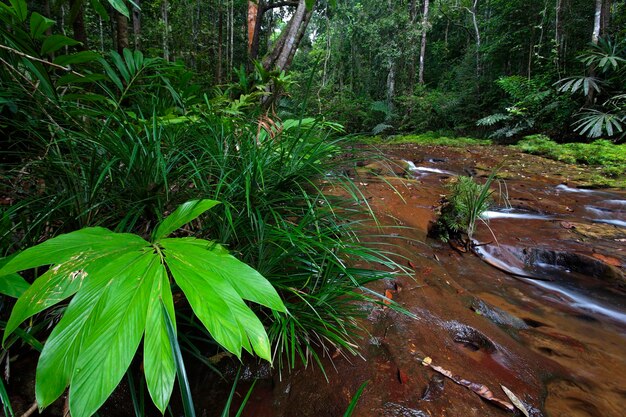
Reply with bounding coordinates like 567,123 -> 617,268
386,59 -> 395,114
554,0 -> 563,73
70,0 -> 88,50
467,0 -> 481,77
217,0 -> 223,83
262,0 -> 314,72
592,0 -> 602,44
162,0 -> 170,61
116,10 -> 129,53
600,0 -> 611,35
418,0 -> 430,85
132,0 -> 141,50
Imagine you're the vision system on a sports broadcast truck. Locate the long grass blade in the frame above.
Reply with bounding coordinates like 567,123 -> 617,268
162,301 -> 196,417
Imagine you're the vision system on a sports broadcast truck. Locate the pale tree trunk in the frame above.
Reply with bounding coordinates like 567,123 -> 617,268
217,0 -> 223,83
418,0 -> 430,85
262,0 -> 314,72
386,59 -> 395,114
592,0 -> 602,44
554,0 -> 563,73
116,10 -> 129,53
133,0 -> 141,50
162,0 -> 170,61
465,0 -> 481,77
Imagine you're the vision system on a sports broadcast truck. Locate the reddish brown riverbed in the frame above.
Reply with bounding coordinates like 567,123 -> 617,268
225,144 -> 625,417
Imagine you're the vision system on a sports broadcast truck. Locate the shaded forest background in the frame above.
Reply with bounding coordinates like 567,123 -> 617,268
16,0 -> 626,140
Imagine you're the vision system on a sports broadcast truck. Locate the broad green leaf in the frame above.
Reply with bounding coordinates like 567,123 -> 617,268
0,227 -> 145,276
90,0 -> 110,21
40,35 -> 80,55
110,50 -> 130,83
54,51 -> 101,66
58,73 -> 107,86
35,251 -> 146,408
0,273 -> 29,298
152,200 -> 220,241
166,255 -> 243,357
107,0 -> 129,18
166,248 -> 272,361
69,254 -> 156,417
2,230 -> 146,342
29,12 -> 55,39
123,48 -> 136,74
99,58 -> 124,91
162,238 -> 286,312
144,263 -> 176,413
9,0 -> 27,22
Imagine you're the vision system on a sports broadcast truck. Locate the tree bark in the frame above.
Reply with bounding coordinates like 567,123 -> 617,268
217,0 -> 223,83
592,0 -> 602,44
132,0 -> 141,50
116,10 -> 129,54
262,0 -> 314,72
466,0 -> 481,77
418,0 -> 430,85
162,0 -> 170,61
70,0 -> 88,50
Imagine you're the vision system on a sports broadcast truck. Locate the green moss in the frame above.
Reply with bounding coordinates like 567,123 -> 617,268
515,135 -> 626,187
355,132 -> 492,147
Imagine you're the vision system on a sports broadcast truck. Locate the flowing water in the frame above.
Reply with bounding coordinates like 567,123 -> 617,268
200,145 -> 626,417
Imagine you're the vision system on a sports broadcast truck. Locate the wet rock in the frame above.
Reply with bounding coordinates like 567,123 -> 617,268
523,248 -> 625,287
445,321 -> 498,353
382,402 -> 429,417
420,374 -> 445,401
470,298 -> 529,330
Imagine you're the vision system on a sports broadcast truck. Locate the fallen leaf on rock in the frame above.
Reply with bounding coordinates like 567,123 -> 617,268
421,357 -> 432,366
591,253 -> 622,267
408,260 -> 417,269
501,385 -> 530,417
427,363 -> 514,412
384,289 -> 393,305
398,369 -> 409,384
560,221 -> 575,230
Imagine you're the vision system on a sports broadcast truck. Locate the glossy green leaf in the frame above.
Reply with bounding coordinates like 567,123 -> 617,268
69,254 -> 157,417
41,34 -> 80,55
165,244 -> 273,361
9,0 -> 27,22
29,12 -> 55,40
90,0 -> 110,21
152,200 -> 220,241
107,0 -> 129,18
0,273 -> 29,298
144,263 -> 176,413
54,51 -> 101,66
34,251 -> 146,408
161,238 -> 286,312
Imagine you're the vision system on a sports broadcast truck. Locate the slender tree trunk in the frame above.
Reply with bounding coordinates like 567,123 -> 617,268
554,0 -> 563,72
386,59 -> 395,114
132,0 -> 141,50
466,0 -> 481,77
418,0 -> 430,85
70,0 -> 88,50
592,0 -> 602,44
600,0 -> 610,35
217,0 -> 223,83
162,0 -> 170,61
116,10 -> 129,53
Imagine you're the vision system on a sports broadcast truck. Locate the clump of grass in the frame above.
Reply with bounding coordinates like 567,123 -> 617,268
516,135 -> 626,180
430,173 -> 497,249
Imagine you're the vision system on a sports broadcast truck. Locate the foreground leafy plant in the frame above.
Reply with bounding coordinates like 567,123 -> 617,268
0,200 -> 286,417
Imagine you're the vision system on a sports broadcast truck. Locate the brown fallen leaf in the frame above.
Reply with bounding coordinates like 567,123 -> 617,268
501,385 -> 530,417
560,221 -> 575,230
384,289 -> 393,305
398,369 -> 409,384
408,260 -> 417,269
427,363 -> 514,412
591,253 -> 622,267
